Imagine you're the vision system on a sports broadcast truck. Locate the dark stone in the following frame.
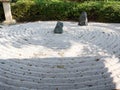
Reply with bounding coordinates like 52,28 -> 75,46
54,21 -> 63,34
78,11 -> 88,26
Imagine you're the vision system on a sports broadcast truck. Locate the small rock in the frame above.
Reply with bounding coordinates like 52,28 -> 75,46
54,21 -> 63,34
56,65 -> 64,69
95,59 -> 100,61
1,62 -> 5,64
87,84 -> 93,87
78,11 -> 88,26
23,38 -> 28,41
20,67 -> 23,69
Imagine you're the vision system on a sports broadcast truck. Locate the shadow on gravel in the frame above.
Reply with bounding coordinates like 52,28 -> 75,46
0,56 -> 118,90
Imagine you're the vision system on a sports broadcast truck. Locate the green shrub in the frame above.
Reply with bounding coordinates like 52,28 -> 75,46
12,1 -> 77,21
11,2 -> 33,21
0,1 -> 120,22
67,2 -> 103,21
99,2 -> 120,22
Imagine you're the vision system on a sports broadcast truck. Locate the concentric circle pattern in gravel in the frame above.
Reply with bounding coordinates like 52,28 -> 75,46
0,21 -> 120,90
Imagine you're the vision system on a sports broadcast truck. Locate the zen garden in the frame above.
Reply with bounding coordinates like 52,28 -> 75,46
0,0 -> 120,90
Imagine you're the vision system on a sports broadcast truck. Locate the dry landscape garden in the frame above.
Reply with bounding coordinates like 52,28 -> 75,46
0,0 -> 120,90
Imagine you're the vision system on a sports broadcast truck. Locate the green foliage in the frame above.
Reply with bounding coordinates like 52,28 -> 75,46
11,0 -> 77,21
99,2 -> 120,22
11,2 -> 32,21
0,0 -> 120,22
67,1 -> 120,22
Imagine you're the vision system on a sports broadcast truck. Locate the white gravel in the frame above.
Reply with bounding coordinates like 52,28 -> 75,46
0,21 -> 120,90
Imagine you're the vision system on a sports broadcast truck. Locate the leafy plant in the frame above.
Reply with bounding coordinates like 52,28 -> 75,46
1,0 -> 120,22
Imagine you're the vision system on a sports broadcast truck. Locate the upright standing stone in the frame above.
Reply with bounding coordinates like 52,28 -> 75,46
78,11 -> 88,26
54,21 -> 63,34
1,0 -> 16,24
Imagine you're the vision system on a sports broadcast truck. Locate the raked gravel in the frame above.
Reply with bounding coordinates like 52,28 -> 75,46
0,21 -> 120,90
